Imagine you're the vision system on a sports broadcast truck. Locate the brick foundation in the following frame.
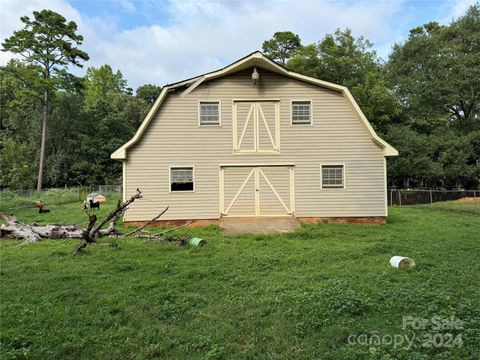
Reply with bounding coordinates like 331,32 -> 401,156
298,216 -> 386,225
124,219 -> 219,228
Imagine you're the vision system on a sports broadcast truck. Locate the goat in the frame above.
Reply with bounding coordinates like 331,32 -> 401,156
89,199 -> 100,210
35,200 -> 50,213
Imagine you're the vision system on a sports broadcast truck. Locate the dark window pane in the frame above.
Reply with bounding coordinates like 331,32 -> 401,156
171,182 -> 194,191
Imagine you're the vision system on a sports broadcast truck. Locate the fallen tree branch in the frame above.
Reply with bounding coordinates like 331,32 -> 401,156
74,189 -> 143,254
0,189 -> 145,252
159,220 -> 193,236
89,189 -> 142,240
0,213 -> 84,245
142,235 -> 191,246
123,206 -> 169,237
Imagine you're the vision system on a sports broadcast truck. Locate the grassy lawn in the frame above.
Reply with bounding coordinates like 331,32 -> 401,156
1,199 -> 479,359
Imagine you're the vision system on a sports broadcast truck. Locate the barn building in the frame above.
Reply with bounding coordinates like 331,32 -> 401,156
112,51 -> 398,225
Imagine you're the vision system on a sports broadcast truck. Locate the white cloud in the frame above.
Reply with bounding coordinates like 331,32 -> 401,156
440,0 -> 477,23
120,0 -> 136,13
1,0 -> 474,90
87,0 -> 404,88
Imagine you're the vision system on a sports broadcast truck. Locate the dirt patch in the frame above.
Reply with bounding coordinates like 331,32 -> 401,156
456,197 -> 480,203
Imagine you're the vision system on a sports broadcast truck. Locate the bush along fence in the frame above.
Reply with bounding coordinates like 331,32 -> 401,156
0,185 -> 122,211
388,189 -> 478,206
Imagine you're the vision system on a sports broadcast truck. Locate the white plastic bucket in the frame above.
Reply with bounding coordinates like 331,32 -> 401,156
390,256 -> 415,269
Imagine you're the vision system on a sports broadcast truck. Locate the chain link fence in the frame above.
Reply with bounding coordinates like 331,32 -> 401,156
1,186 -> 478,213
388,189 -> 478,206
0,185 -> 122,212
388,189 -> 479,215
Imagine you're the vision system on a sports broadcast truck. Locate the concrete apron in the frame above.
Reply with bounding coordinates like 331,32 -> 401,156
219,216 -> 301,235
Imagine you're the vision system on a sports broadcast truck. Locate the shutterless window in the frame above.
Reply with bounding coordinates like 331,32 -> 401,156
170,167 -> 194,191
199,101 -> 220,125
322,165 -> 344,188
292,101 -> 311,124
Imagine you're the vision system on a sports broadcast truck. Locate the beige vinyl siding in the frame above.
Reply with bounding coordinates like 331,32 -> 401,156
124,68 -> 386,221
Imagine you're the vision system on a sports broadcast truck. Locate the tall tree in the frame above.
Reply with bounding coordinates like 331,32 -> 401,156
287,29 -> 400,128
262,31 -> 302,64
84,65 -> 130,108
387,5 -> 480,131
1,9 -> 89,191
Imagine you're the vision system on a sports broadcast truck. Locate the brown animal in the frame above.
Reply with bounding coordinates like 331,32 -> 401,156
35,200 -> 50,214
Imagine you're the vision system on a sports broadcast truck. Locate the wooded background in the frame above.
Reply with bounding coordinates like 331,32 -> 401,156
1,6 -> 479,190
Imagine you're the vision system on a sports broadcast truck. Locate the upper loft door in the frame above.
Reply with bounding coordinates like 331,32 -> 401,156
232,101 -> 280,154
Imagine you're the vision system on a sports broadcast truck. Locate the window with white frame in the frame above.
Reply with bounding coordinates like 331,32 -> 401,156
291,101 -> 311,125
199,101 -> 220,125
170,167 -> 194,191
322,165 -> 344,188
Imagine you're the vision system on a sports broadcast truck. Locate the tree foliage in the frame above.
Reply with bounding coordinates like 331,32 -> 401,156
0,61 -> 150,188
84,65 -> 130,108
387,6 -> 480,131
262,31 -> 302,64
136,84 -> 162,105
1,9 -> 89,190
287,29 -> 400,128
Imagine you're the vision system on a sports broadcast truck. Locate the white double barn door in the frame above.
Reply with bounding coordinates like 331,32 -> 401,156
220,166 -> 295,217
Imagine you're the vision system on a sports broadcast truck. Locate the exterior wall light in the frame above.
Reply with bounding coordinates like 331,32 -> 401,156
252,67 -> 259,85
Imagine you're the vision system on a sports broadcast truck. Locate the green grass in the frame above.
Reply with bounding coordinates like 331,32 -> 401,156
0,189 -> 122,213
0,189 -> 84,212
418,199 -> 480,215
1,200 -> 479,359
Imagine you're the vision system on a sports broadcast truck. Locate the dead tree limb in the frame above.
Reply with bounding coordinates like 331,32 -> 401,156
74,189 -> 143,254
0,213 -> 84,245
89,189 -> 142,240
159,220 -> 193,236
0,214 -> 41,244
1,189 -> 145,252
123,206 -> 169,237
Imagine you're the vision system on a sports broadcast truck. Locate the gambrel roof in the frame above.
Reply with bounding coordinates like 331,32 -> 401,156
111,51 -> 398,160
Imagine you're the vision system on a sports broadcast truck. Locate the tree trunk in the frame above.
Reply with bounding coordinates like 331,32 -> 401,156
0,213 -> 83,244
37,88 -> 48,191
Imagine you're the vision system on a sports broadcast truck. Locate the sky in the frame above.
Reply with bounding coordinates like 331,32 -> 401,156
0,0 -> 476,90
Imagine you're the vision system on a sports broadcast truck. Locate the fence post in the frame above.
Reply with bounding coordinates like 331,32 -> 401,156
390,189 -> 393,206
430,190 -> 433,204
475,191 -> 477,208
398,190 -> 402,207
